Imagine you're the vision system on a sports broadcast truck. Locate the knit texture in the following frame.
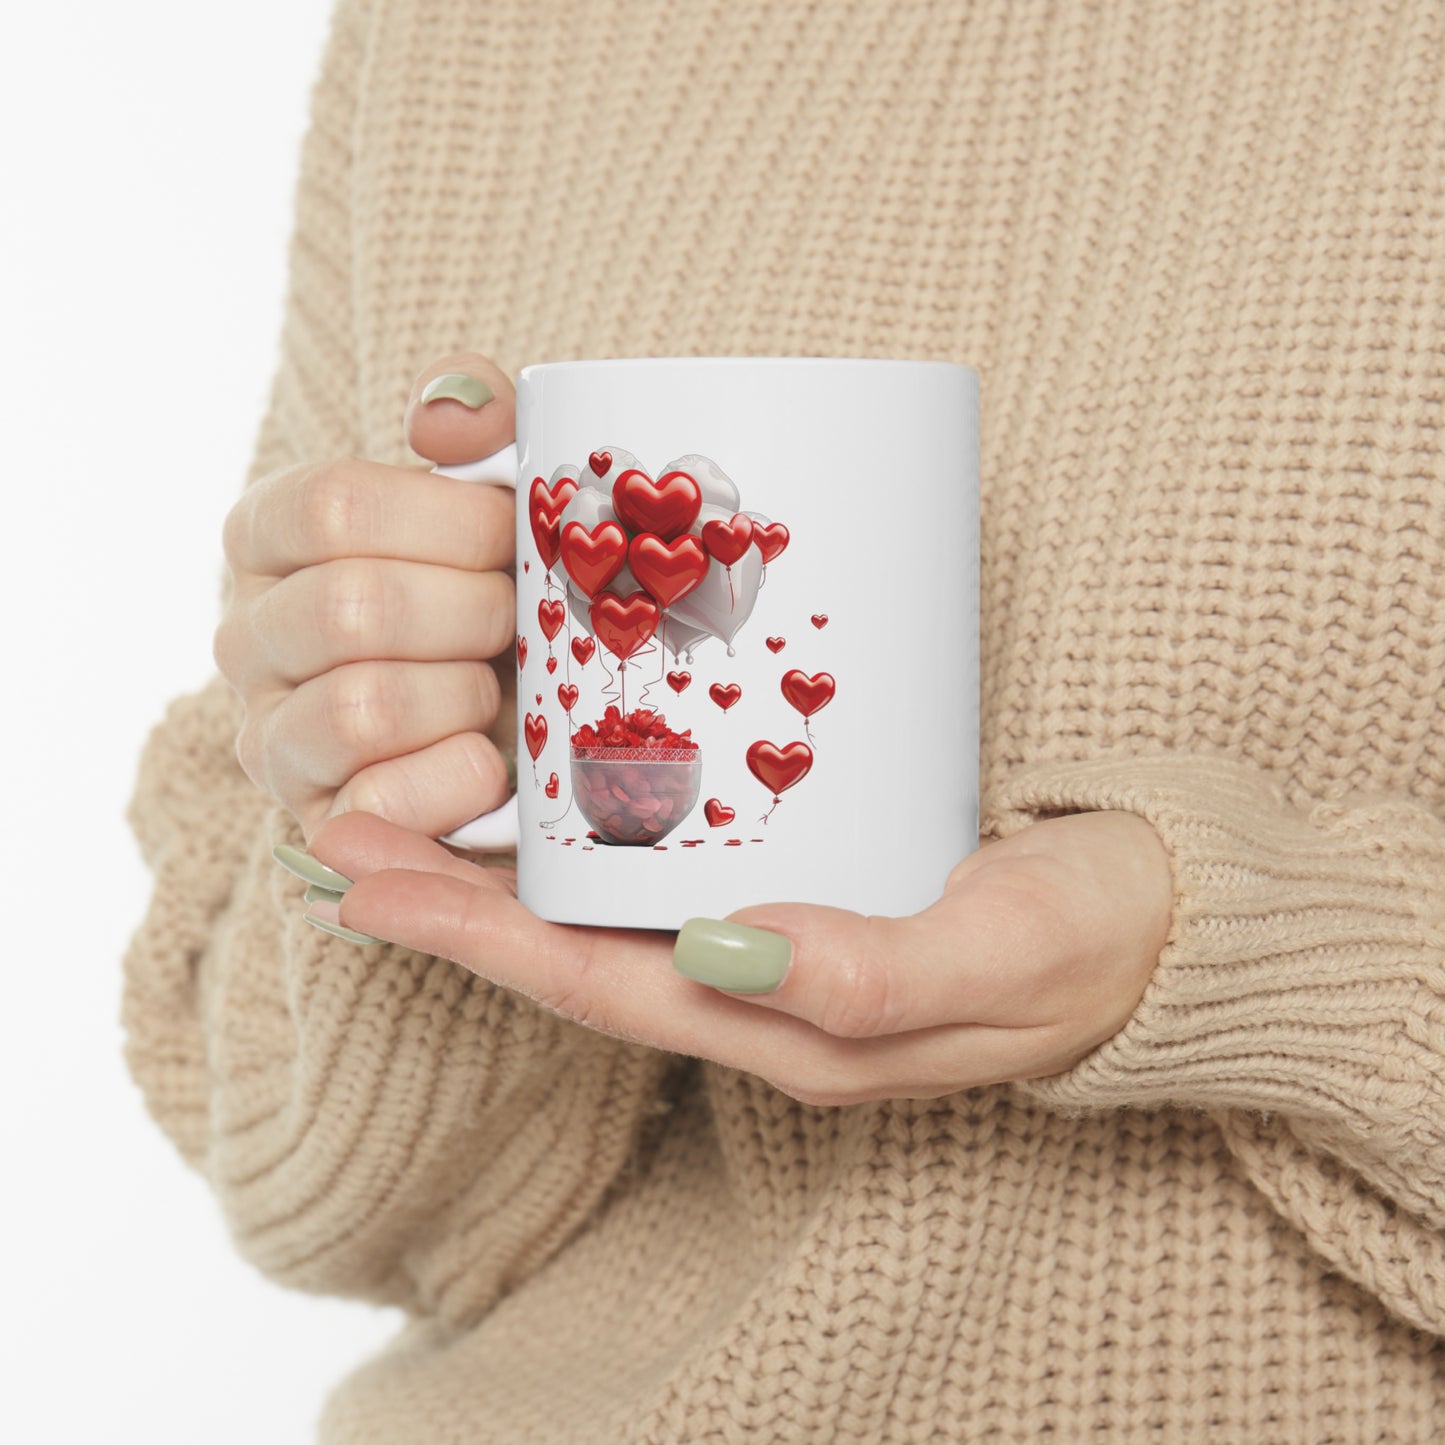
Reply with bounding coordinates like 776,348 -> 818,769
122,0 -> 1445,1439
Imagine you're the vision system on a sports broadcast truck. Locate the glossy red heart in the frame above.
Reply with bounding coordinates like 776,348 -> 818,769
557,683 -> 579,712
703,798 -> 735,827
588,449 -> 612,477
780,669 -> 835,718
701,512 -> 754,566
709,682 -> 742,711
765,636 -> 786,654
811,613 -> 828,629
523,560 -> 530,572
535,692 -> 543,704
546,656 -> 558,674
589,589 -> 661,662
544,771 -> 559,799
528,475 -> 579,571
753,521 -> 790,564
745,739 -> 813,796
571,635 -> 596,665
628,532 -> 708,609
516,635 -> 527,669
612,468 -> 702,541
537,597 -> 565,641
524,712 -> 548,761
560,519 -> 628,597
666,670 -> 691,693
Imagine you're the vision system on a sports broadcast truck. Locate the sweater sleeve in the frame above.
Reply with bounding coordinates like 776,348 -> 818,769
120,0 -> 677,1328
984,752 -> 1445,1337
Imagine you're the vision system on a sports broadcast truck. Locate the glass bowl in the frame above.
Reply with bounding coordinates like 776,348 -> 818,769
570,746 -> 703,845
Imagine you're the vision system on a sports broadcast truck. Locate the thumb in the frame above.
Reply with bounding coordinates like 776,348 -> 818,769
672,896 -> 976,1040
404,352 -> 516,466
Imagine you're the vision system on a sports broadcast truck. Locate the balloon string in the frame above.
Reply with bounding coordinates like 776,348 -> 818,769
759,564 -> 767,591
599,648 -> 621,709
727,564 -> 735,611
805,719 -> 815,747
633,638 -> 660,709
539,793 -> 575,830
759,795 -> 780,825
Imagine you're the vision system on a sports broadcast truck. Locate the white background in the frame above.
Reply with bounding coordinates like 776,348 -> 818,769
0,4 -> 406,1441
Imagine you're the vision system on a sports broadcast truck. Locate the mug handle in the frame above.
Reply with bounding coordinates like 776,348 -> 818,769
431,443 -> 523,852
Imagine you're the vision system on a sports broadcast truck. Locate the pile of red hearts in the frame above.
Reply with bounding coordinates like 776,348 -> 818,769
570,706 -> 702,845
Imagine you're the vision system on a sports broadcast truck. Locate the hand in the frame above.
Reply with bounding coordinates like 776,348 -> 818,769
300,808 -> 1174,1105
215,353 -> 519,842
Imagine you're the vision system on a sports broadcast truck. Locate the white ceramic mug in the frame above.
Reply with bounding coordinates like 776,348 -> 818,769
438,357 -> 978,930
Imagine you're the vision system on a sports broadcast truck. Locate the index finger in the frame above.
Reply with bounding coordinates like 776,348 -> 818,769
226,455 -> 517,578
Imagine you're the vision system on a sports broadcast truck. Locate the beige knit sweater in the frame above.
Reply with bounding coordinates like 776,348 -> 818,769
122,1 -> 1445,1439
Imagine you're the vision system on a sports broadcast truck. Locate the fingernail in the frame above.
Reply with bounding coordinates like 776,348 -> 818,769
673,918 -> 792,993
273,844 -> 352,892
420,372 -> 494,409
304,884 -> 346,906
303,913 -> 384,946
502,746 -> 518,793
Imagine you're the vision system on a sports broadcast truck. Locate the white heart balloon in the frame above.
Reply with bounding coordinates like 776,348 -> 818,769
668,503 -> 764,651
660,453 -> 740,512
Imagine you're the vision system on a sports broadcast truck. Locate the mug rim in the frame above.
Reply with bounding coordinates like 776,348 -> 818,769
518,356 -> 978,382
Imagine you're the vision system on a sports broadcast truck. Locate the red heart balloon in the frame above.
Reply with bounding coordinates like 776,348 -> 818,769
537,597 -> 565,641
703,798 -> 735,828
612,468 -> 702,541
523,560 -> 530,572
557,683 -> 579,712
524,712 -> 548,761
535,692 -> 543,704
666,670 -> 691,693
546,656 -> 558,674
560,520 -> 628,597
780,669 -> 835,718
628,532 -> 708,609
765,636 -> 786,654
745,739 -> 813,796
709,682 -> 742,711
588,450 -> 612,477
589,589 -> 661,662
528,475 -> 579,571
753,521 -> 790,564
544,771 -> 560,799
571,635 -> 596,666
516,635 -> 527,669
701,512 -> 754,566
811,613 -> 829,629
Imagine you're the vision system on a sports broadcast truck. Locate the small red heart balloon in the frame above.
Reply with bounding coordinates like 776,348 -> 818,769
588,450 -> 612,477
745,739 -> 813,796
780,669 -> 836,718
709,682 -> 742,711
811,613 -> 829,629
628,532 -> 708,609
537,597 -> 565,641
523,560 -> 530,573
557,683 -> 579,711
765,636 -> 786,654
544,771 -> 560,799
612,468 -> 702,540
701,512 -> 754,566
666,670 -> 691,693
516,635 -> 528,669
524,712 -> 548,761
703,798 -> 735,827
560,520 -> 628,597
534,692 -> 542,704
589,589 -> 661,662
528,475 -> 579,571
571,635 -> 596,665
753,521 -> 790,564
546,656 -> 558,674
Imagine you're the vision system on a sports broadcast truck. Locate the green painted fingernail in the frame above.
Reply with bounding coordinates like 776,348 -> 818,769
420,372 -> 494,408
673,918 -> 792,993
273,844 -> 352,892
304,884 -> 346,906
303,914 -> 384,946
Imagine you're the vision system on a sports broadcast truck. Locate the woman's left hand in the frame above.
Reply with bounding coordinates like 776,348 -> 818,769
302,809 -> 1173,1105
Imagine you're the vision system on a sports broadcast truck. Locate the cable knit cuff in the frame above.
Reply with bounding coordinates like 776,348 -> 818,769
983,754 -> 1445,1127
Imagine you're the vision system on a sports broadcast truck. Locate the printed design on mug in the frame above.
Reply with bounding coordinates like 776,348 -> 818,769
519,447 -> 834,848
